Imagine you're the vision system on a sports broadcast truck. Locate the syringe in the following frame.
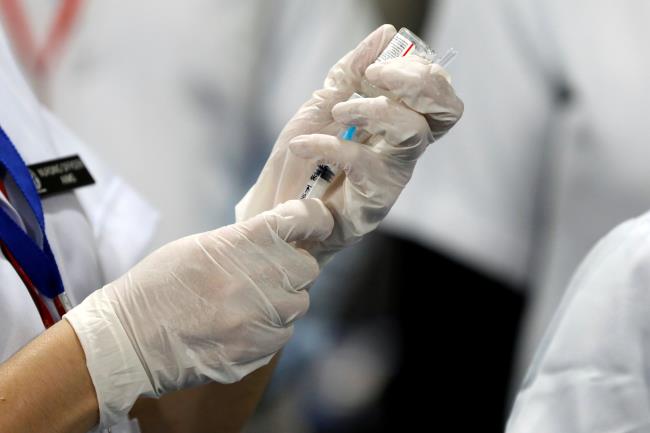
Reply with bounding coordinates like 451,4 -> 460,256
299,125 -> 357,199
299,28 -> 457,200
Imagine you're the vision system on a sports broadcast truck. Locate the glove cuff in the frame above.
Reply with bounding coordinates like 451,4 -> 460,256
64,288 -> 155,429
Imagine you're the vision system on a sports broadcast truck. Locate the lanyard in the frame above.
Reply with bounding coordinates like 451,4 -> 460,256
0,125 -> 65,303
0,0 -> 84,79
0,239 -> 57,327
0,176 -> 55,328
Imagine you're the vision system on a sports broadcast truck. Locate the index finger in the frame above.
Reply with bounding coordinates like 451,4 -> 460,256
364,57 -> 457,115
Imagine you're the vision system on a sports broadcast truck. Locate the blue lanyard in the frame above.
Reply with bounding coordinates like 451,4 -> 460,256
0,126 -> 64,298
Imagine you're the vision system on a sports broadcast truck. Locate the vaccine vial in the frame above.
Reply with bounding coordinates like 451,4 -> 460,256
359,27 -> 437,99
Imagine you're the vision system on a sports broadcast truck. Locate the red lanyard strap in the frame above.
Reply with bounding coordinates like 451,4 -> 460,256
0,177 -> 69,326
0,123 -> 70,326
0,239 -> 56,327
0,0 -> 84,77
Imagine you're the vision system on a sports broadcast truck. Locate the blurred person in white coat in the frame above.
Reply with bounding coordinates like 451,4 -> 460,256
381,0 -> 650,427
505,209 -> 650,430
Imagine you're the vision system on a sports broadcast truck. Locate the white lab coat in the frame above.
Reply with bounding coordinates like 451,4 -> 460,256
385,0 -> 650,383
507,211 -> 650,432
0,27 -> 156,433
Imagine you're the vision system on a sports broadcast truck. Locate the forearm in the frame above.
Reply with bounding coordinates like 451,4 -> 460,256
132,354 -> 280,433
0,320 -> 99,433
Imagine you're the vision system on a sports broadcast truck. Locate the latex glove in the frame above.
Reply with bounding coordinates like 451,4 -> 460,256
236,24 -> 463,263
507,213 -> 650,433
64,199 -> 333,429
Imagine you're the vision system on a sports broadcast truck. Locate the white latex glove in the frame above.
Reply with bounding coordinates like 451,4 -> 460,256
64,199 -> 333,429
236,24 -> 463,263
507,212 -> 650,433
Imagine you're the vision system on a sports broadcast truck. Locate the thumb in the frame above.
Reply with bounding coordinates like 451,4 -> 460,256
261,199 -> 334,244
326,24 -> 397,88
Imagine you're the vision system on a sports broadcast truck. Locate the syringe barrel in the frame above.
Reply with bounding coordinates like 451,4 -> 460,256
300,164 -> 338,199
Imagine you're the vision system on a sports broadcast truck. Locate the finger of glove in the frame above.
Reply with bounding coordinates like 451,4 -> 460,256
222,203 -> 323,324
364,58 -> 464,133
229,199 -> 331,277
269,289 -> 310,326
323,24 -> 397,95
258,245 -> 314,325
332,96 -> 430,154
261,198 -> 334,245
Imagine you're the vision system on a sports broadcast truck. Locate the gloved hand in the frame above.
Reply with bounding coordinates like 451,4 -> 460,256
64,199 -> 333,429
236,24 -> 463,263
507,213 -> 650,433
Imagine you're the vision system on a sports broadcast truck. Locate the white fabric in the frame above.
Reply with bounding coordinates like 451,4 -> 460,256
0,177 -> 26,230
507,211 -> 650,432
0,25 -> 157,433
236,25 -> 463,264
255,0 -> 380,141
385,0 -> 650,380
65,198 -> 333,429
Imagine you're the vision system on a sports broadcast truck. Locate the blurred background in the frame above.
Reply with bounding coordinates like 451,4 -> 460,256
5,0 -> 650,432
